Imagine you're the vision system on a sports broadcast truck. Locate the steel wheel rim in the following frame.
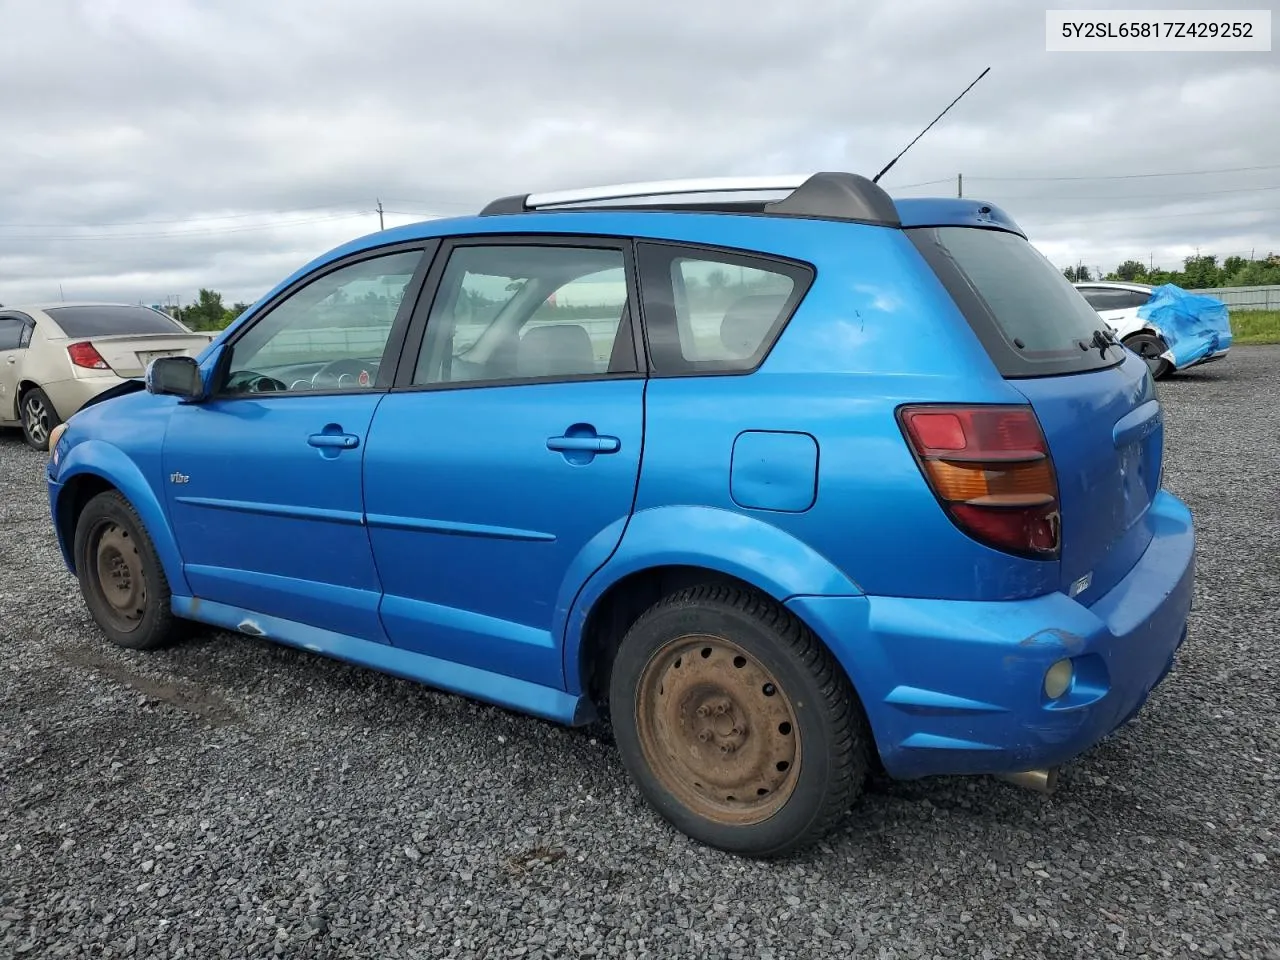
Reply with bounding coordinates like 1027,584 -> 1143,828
92,522 -> 146,633
635,634 -> 801,826
23,395 -> 49,445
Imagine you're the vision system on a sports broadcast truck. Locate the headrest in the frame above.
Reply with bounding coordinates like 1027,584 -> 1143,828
718,294 -> 789,359
517,324 -> 595,378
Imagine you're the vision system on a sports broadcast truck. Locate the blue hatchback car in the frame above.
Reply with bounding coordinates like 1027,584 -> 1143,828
46,173 -> 1195,857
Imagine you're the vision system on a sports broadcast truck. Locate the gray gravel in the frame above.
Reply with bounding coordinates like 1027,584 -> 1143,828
3,347 -> 1279,959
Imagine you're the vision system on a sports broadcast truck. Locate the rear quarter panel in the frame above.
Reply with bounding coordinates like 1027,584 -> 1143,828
618,220 -> 1062,602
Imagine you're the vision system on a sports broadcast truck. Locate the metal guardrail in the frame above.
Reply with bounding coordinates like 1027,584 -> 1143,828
1185,285 -> 1280,311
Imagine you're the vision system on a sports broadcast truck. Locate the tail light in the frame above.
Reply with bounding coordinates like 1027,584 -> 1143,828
898,404 -> 1060,559
67,342 -> 109,370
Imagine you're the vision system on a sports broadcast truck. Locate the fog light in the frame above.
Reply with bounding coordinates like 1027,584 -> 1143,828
1044,659 -> 1074,700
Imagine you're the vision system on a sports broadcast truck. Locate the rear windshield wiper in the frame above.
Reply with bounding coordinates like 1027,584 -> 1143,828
1085,327 -> 1119,359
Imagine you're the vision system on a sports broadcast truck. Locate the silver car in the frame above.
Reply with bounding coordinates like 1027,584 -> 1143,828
0,303 -> 212,449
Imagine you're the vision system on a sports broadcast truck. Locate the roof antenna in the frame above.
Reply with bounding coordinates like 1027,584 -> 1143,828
872,66 -> 991,184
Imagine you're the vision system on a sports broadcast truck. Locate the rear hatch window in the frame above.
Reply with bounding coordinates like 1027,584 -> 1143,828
908,226 -> 1121,378
45,305 -> 188,338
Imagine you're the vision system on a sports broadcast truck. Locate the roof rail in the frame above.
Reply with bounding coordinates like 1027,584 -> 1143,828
479,171 -> 902,227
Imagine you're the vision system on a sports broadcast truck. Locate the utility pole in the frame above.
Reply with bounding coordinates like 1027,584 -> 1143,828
59,284 -> 65,301
377,199 -> 385,231
957,173 -> 963,198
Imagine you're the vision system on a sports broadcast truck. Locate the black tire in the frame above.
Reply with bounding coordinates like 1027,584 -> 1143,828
20,386 -> 61,451
73,490 -> 185,651
1123,332 -> 1172,380
608,584 -> 870,858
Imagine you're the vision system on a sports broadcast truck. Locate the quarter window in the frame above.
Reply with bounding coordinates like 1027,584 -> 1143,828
412,244 -> 635,387
0,317 -> 23,351
635,243 -> 811,374
221,249 -> 422,395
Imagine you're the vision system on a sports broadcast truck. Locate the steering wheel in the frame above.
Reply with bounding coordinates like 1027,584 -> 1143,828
310,358 -> 379,390
225,370 -> 288,394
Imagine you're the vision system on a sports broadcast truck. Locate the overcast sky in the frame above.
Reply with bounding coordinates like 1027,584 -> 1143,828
1,0 -> 1276,307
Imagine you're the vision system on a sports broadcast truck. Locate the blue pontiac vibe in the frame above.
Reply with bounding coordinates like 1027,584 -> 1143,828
45,173 -> 1194,857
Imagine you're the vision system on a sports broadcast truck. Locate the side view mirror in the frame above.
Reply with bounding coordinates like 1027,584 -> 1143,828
146,355 -> 203,400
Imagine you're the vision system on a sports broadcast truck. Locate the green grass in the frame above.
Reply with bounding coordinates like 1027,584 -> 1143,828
1232,310 -> 1280,345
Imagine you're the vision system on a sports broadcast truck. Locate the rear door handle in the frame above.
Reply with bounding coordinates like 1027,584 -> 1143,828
308,433 -> 360,449
547,435 -> 620,454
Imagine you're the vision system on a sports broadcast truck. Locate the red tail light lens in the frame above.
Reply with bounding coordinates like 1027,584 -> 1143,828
899,404 -> 1060,559
67,342 -> 109,370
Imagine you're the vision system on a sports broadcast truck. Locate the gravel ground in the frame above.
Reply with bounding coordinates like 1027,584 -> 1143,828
2,347 -> 1279,960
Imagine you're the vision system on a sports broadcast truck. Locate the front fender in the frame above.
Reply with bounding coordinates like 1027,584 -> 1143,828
560,505 -> 863,696
54,440 -> 191,597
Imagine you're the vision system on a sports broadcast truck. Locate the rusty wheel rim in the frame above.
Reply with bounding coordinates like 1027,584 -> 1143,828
635,634 -> 801,826
93,523 -> 146,633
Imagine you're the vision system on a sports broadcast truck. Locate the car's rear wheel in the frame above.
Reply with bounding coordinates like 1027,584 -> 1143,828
1123,332 -> 1172,379
609,584 -> 869,857
20,387 -> 61,451
74,490 -> 184,651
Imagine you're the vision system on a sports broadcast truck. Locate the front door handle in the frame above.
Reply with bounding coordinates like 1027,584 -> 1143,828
4,356 -> 15,364
547,435 -> 620,454
308,433 -> 360,449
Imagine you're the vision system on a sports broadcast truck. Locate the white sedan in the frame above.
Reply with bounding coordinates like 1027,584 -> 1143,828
1072,280 -> 1230,379
0,303 -> 212,449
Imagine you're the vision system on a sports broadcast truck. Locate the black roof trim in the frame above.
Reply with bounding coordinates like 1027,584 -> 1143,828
479,194 -> 531,216
764,172 -> 901,227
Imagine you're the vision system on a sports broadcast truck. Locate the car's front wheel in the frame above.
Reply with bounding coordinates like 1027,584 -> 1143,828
73,490 -> 185,651
609,584 -> 870,857
20,386 -> 61,451
1124,332 -> 1172,379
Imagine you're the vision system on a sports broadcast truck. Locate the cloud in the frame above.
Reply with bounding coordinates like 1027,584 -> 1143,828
1,0 -> 1276,305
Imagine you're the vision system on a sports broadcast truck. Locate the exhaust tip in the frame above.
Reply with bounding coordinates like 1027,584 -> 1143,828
996,768 -> 1058,795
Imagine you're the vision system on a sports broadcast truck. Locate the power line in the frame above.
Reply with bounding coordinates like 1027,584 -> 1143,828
0,201 -> 374,229
0,212 -> 372,242
1023,205 -> 1280,226
967,163 -> 1280,182
982,183 -> 1280,201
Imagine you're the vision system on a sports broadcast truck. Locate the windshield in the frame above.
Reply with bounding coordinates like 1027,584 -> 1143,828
909,226 -> 1122,378
45,305 -> 188,339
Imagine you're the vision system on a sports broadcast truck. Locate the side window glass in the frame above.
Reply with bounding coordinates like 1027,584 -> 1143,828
1078,289 -> 1106,310
18,321 -> 33,348
0,318 -> 22,351
635,243 -> 811,374
413,244 -> 634,386
222,250 -> 422,395
1124,290 -> 1153,309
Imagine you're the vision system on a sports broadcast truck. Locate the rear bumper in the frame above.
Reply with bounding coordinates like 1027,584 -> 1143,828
788,488 -> 1195,780
41,376 -> 127,422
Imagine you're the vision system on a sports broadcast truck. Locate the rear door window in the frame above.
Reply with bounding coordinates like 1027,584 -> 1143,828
909,227 -> 1122,378
45,305 -> 188,338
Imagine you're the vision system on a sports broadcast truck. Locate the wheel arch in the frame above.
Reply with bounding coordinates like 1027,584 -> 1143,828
561,506 -> 864,703
12,378 -> 42,421
54,441 -> 191,597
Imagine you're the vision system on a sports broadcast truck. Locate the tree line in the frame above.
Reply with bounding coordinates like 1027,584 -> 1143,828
1062,252 -> 1280,288
174,289 -> 252,331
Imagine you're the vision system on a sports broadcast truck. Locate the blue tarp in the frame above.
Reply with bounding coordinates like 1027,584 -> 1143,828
1137,283 -> 1234,369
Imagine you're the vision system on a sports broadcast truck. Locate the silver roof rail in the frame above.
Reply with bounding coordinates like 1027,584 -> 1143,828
479,171 -> 902,227
525,175 -> 811,209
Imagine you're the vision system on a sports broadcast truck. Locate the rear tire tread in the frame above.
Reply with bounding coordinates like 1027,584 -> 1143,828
620,583 -> 869,856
